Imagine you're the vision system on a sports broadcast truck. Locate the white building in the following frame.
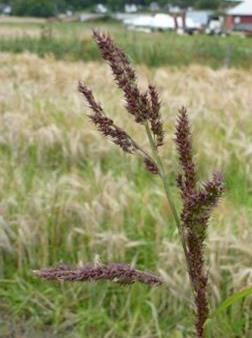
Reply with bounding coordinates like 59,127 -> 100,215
125,4 -> 138,13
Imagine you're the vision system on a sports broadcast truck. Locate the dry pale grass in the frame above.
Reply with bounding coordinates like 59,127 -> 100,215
0,25 -> 41,38
0,53 -> 251,337
0,51 -> 251,264
0,16 -> 46,24
1,53 -> 252,171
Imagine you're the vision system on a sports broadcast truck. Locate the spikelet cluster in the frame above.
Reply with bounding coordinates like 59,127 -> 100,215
36,32 -> 165,296
78,31 -> 165,176
35,263 -> 163,287
175,107 -> 224,338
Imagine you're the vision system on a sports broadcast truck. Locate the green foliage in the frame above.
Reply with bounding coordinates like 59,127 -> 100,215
196,0 -> 223,10
1,22 -> 252,69
8,0 -> 227,17
12,0 -> 56,18
106,0 -> 124,11
205,287 -> 252,336
66,0 -> 95,10
210,287 -> 252,319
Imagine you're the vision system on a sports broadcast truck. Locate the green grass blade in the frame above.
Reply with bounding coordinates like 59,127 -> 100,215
204,287 -> 252,337
210,286 -> 252,319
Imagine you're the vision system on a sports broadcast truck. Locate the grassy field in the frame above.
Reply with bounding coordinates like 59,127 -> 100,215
1,19 -> 252,68
0,17 -> 252,337
0,49 -> 251,337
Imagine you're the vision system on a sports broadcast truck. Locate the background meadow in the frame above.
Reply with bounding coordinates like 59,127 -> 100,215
1,20 -> 252,68
0,20 -> 252,338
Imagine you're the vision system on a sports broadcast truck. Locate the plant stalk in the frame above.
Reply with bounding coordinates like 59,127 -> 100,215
144,123 -> 186,250
144,122 -> 196,304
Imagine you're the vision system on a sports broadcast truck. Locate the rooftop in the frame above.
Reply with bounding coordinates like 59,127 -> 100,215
227,0 -> 252,15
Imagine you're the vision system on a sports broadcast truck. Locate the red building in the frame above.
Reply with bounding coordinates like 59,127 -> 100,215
225,0 -> 252,31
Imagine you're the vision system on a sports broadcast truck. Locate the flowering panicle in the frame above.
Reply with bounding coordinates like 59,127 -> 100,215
79,82 -> 136,154
36,32 -> 224,338
93,31 -> 165,148
144,157 -> 159,175
35,263 -> 163,287
93,30 -> 136,85
175,108 -> 224,338
78,80 -> 103,116
93,30 -> 149,124
78,81 -> 158,175
175,107 -> 197,194
148,85 -> 164,147
200,172 -> 224,207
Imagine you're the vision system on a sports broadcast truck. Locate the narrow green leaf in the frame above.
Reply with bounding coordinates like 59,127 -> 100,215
204,287 -> 252,337
209,286 -> 252,319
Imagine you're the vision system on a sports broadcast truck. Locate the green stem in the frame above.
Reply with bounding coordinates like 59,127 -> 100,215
144,122 -> 191,279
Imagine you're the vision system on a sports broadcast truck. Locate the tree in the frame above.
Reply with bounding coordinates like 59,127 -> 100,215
10,0 -> 225,17
12,0 -> 56,17
106,0 -> 124,11
66,0 -> 94,10
196,0 -> 222,10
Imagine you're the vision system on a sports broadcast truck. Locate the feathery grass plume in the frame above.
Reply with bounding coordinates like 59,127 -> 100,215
93,30 -> 164,147
36,32 -> 224,338
79,81 -> 135,153
175,108 -> 224,338
78,80 -> 103,116
78,81 -> 158,174
35,263 -> 163,287
93,30 -> 147,123
175,106 -> 197,194
148,85 -> 164,147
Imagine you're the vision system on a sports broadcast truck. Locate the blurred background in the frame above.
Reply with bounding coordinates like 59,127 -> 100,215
0,1 -> 252,337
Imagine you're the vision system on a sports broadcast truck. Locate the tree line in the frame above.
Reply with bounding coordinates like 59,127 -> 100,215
1,0 -> 226,18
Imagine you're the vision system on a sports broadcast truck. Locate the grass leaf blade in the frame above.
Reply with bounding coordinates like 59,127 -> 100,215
210,286 -> 252,319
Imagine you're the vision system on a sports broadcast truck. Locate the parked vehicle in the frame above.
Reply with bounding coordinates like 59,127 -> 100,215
95,4 -> 108,14
205,15 -> 225,35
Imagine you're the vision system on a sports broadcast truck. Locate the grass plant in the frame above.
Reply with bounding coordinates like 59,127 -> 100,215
0,46 -> 251,336
33,31 -> 252,338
